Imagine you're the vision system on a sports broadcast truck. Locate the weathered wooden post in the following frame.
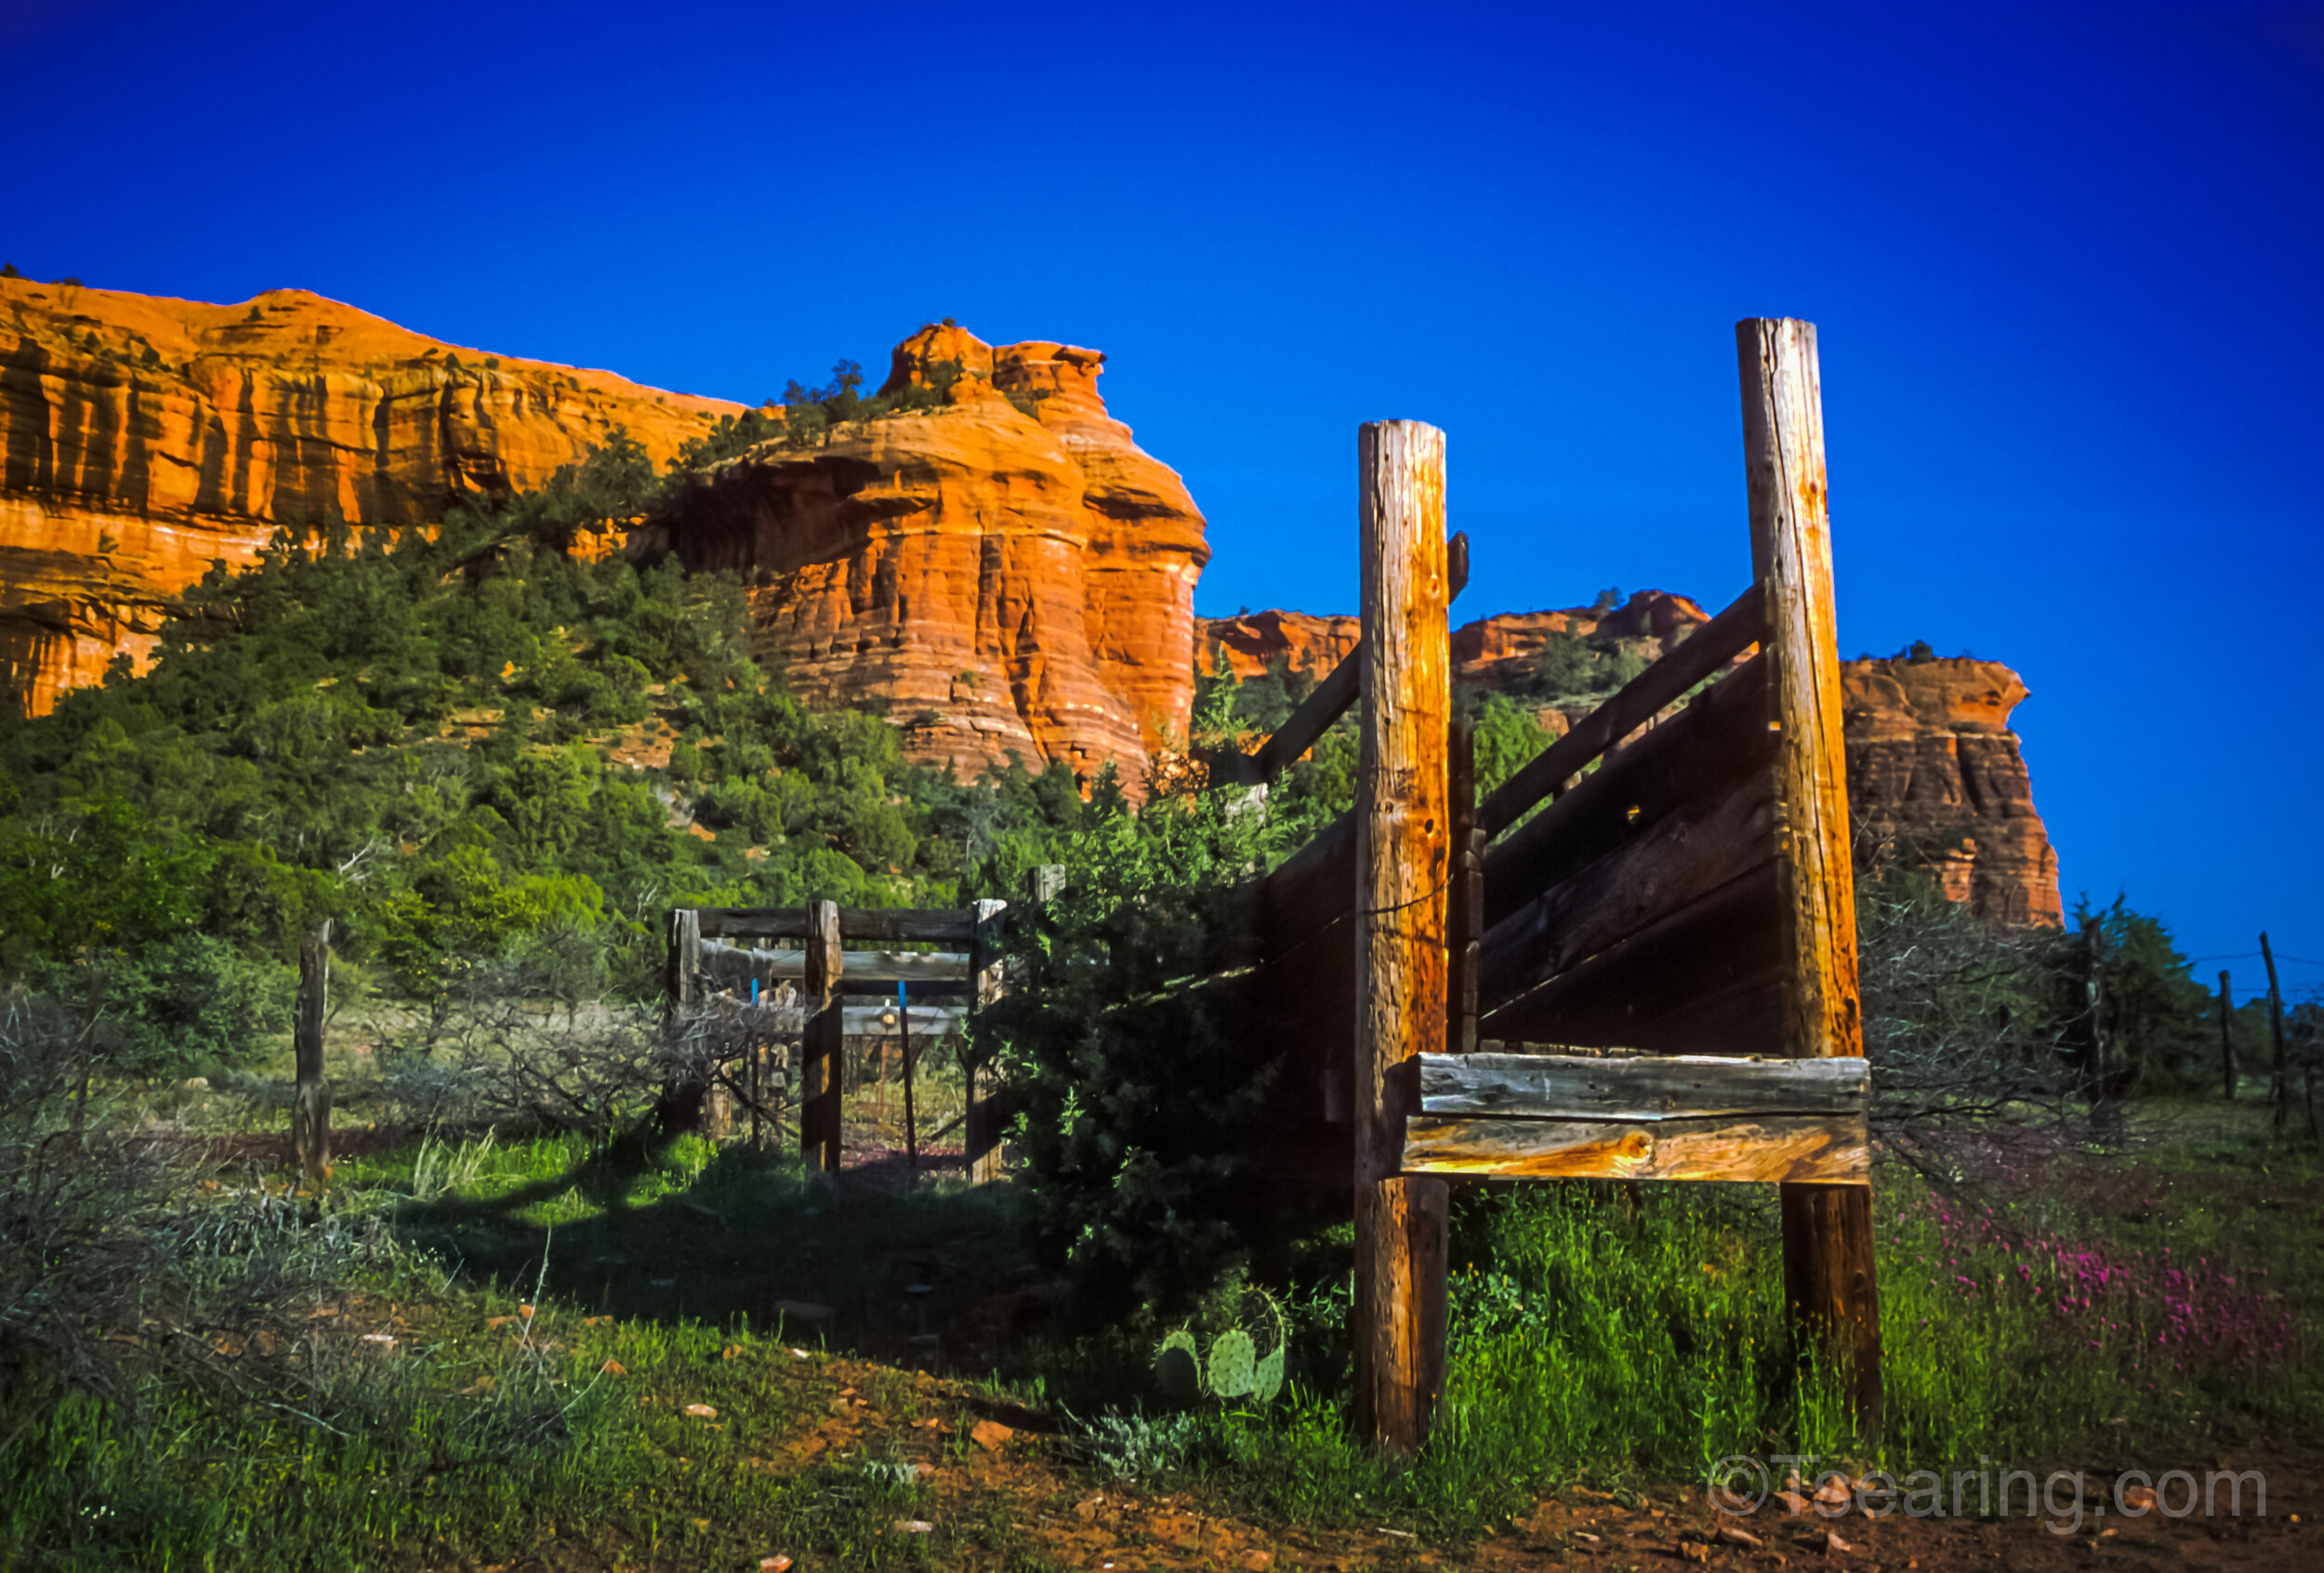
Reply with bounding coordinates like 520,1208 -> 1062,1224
1353,418 -> 1450,1455
657,907 -> 706,1135
965,897 -> 1009,1183
2262,932 -> 2290,1130
1737,318 -> 1883,1439
2218,971 -> 2237,1100
292,919 -> 333,1189
899,983 -> 918,1182
802,901 -> 844,1170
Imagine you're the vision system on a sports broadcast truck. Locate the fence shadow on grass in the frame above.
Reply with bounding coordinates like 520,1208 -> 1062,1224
379,1129 -> 1039,1368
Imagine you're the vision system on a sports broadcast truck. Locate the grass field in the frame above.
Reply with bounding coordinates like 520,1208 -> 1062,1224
4,1069 -> 2318,1571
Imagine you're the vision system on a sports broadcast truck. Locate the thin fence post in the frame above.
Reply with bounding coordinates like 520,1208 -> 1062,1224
966,898 -> 1009,1184
1352,418 -> 1450,1456
900,982 -> 918,1183
802,901 -> 844,1170
1738,317 -> 1883,1441
657,907 -> 705,1136
292,919 -> 333,1189
2263,932 -> 2290,1130
2218,970 -> 2237,1101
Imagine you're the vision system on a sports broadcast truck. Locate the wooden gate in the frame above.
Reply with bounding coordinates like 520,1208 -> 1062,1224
1226,319 -> 1879,1453
665,900 -> 1010,1181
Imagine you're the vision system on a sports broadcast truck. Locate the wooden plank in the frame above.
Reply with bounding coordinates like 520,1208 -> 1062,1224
1739,315 -> 1882,1438
1352,418 -> 1450,1457
1419,1051 -> 1867,1119
1478,723 -> 1776,1018
1242,637 -> 1359,783
1483,651 -> 1774,935
800,900 -> 842,1171
292,920 -> 332,1188
698,906 -> 978,943
1482,855 -> 1785,1054
696,941 -> 971,984
1477,581 -> 1767,839
1401,1111 -> 1868,1184
843,1002 -> 965,1036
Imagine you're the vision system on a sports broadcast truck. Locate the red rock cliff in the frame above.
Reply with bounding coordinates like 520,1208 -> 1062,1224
0,277 -> 738,712
644,324 -> 1210,788
1842,655 -> 2063,925
1201,601 -> 2063,926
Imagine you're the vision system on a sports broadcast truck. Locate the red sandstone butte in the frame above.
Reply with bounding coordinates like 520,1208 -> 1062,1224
1842,655 -> 2063,925
641,324 -> 1210,790
0,276 -> 738,713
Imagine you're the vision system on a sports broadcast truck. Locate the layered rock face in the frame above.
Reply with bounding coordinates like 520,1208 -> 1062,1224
1204,589 -> 1710,691
645,324 -> 1210,787
1201,599 -> 2063,926
0,276 -> 737,712
1842,656 -> 2063,925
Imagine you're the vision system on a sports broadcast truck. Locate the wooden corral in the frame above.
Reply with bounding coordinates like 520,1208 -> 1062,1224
1219,318 -> 1881,1453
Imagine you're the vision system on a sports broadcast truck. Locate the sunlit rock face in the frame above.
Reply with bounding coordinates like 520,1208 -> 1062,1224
643,324 -> 1210,792
1842,655 -> 2063,926
0,276 -> 736,713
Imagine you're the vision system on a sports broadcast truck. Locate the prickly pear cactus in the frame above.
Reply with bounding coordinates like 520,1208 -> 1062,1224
1154,1328 -> 1200,1401
1206,1328 -> 1258,1398
1251,1344 -> 1287,1403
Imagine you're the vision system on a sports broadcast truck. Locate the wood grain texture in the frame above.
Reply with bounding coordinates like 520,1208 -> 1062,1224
1419,1051 -> 1867,1119
1738,316 -> 1881,1438
1353,418 -> 1450,1455
1738,320 -> 1861,1064
800,900 -> 843,1172
1478,582 -> 1768,839
1402,1111 -> 1868,1183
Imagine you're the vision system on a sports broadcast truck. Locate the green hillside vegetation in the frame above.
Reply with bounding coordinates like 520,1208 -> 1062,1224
0,431 -> 1125,1076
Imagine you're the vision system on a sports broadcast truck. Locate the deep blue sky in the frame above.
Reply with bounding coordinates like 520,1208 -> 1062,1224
5,1 -> 2319,990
